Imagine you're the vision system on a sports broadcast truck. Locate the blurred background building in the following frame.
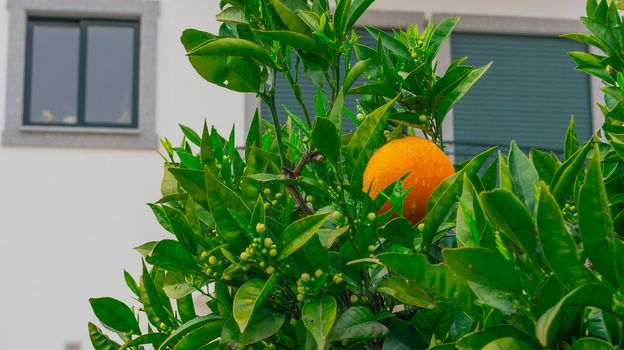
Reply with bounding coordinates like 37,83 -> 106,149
0,0 -> 596,348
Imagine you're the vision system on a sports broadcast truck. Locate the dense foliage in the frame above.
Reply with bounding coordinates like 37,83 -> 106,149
89,0 -> 624,349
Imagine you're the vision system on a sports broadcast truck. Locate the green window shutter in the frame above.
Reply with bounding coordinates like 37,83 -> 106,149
261,29 -> 377,131
450,33 -> 593,161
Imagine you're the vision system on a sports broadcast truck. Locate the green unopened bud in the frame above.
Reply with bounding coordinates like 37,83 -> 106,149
331,211 -> 342,221
350,295 -> 359,304
262,248 -> 268,254
418,114 -> 427,123
263,188 -> 271,195
271,200 -> 278,206
297,286 -> 305,293
242,265 -> 250,271
264,237 -> 273,248
208,256 -> 218,266
367,212 -> 376,222
301,273 -> 311,282
256,223 -> 266,233
269,248 -> 278,257
303,136 -> 310,143
367,245 -> 376,252
159,322 -> 167,330
315,269 -> 323,278
297,294 -> 305,302
264,203 -> 270,210
275,193 -> 283,199
222,274 -> 231,281
417,40 -> 424,46
305,195 -> 314,203
216,163 -> 222,170
411,52 -> 418,58
607,64 -> 616,74
417,223 -> 425,232
290,318 -> 297,326
205,267 -> 213,275
266,266 -> 275,275
200,251 -> 209,260
240,252 -> 250,261
356,113 -> 366,121
341,339 -> 349,346
332,274 -> 343,284
259,261 -> 266,268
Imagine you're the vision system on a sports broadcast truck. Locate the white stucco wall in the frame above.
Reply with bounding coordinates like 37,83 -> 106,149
0,0 -> 586,349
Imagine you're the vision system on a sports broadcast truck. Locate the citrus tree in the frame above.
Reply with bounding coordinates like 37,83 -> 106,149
88,0 -> 624,349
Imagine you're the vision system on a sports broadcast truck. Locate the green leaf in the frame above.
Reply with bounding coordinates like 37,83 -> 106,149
443,247 -> 523,294
456,175 -> 492,247
187,37 -> 274,67
328,307 -> 388,342
163,272 -> 194,299
269,0 -> 311,34
276,212 -> 332,261
565,117 -> 580,159
579,144 -> 621,287
468,281 -> 516,314
551,140 -> 592,205
168,168 -> 208,209
124,270 -> 140,298
377,277 -> 435,308
536,284 -> 613,347
377,253 -> 469,305
482,337 -> 535,350
365,26 -> 410,59
302,296 -> 337,350
346,0 -> 375,31
238,313 -> 285,346
88,323 -> 121,350
570,338 -> 617,350
311,117 -> 340,166
317,226 -> 350,249
455,325 -> 535,350
427,17 -> 459,59
158,315 -> 226,350
147,240 -> 199,275
140,265 -> 173,329
179,124 -> 201,146
479,190 -> 536,257
537,183 -> 596,289
90,297 -> 140,334
204,166 -> 249,249
508,141 -> 539,213
343,58 -> 370,92
530,149 -> 561,185
172,321 -> 223,350
379,217 -> 414,248
163,206 -> 198,253
255,30 -> 323,53
216,6 -> 248,25
120,333 -> 168,349
435,63 -> 490,121
334,0 -> 351,38
233,275 -> 277,332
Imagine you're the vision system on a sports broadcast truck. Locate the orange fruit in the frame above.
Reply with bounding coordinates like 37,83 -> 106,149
362,136 -> 455,224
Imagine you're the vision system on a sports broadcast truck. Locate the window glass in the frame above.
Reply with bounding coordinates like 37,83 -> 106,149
27,24 -> 80,125
85,25 -> 136,125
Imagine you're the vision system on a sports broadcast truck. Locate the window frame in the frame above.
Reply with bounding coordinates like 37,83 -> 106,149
23,17 -> 141,129
3,0 -> 160,149
431,13 -> 599,160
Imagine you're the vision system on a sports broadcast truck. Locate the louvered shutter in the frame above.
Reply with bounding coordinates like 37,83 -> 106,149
450,33 -> 593,161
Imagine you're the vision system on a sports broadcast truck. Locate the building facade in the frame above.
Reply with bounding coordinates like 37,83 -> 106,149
0,0 -> 591,349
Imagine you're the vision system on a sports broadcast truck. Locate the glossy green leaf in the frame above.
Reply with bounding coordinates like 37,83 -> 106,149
311,117 -> 340,166
436,63 -> 490,121
456,325 -> 535,350
89,297 -> 140,334
269,0 -> 311,34
158,315 -> 225,350
537,183 -> 595,289
328,307 -> 388,342
579,144 -> 620,286
163,206 -> 198,253
255,30 -> 322,53
120,333 -> 167,349
147,240 -> 199,275
551,140 -> 592,205
479,190 -> 536,257
233,275 -> 277,332
457,175 -> 492,247
377,277 -> 435,308
536,284 -> 613,347
443,247 -> 523,294
187,37 -> 273,67
343,58 -> 370,92
216,6 -> 248,25
468,281 -> 515,314
427,17 -> 459,59
140,265 -> 173,329
365,26 -> 410,59
317,226 -> 350,249
482,337 -> 535,350
565,117 -> 580,159
570,338 -> 617,350
345,0 -> 375,31
168,168 -> 208,209
530,149 -> 561,185
172,321 -> 223,350
302,296 -> 337,350
508,141 -> 539,212
379,217 -> 414,248
88,323 -> 121,350
237,314 -> 285,346
334,0 -> 351,38
276,212 -> 332,261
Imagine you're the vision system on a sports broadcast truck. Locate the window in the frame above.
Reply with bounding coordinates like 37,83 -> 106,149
450,33 -> 593,161
3,0 -> 159,149
24,18 -> 139,128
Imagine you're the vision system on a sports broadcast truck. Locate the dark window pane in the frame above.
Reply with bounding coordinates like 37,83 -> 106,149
84,25 -> 136,125
451,33 -> 592,162
28,24 -> 80,125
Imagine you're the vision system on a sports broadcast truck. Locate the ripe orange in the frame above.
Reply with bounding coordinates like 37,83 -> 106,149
362,136 -> 455,224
